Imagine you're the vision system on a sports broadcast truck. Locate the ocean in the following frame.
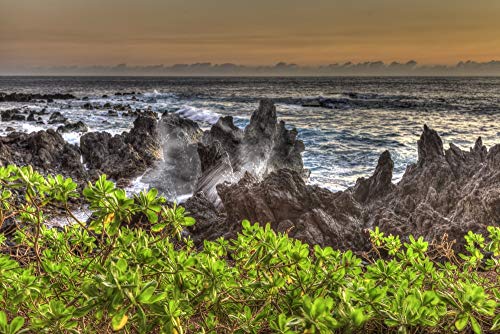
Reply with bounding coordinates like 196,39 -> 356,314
0,76 -> 499,192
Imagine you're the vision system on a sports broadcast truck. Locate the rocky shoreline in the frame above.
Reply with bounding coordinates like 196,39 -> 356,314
0,94 -> 498,252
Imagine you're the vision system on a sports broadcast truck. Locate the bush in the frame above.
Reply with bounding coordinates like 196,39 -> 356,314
0,165 -> 499,333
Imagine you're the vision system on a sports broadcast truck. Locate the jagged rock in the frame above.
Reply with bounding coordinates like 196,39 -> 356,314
80,115 -> 161,180
216,169 -> 367,250
183,192 -> 226,245
195,99 -> 308,203
352,150 -> 395,204
189,124 -> 499,253
57,121 -> 88,133
0,130 -> 85,180
107,110 -> 118,116
48,112 -> 67,124
0,92 -> 75,102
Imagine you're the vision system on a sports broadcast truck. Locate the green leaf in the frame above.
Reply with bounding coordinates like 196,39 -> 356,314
0,311 -> 6,327
184,216 -> 195,226
455,314 -> 469,331
470,316 -> 482,334
112,309 -> 128,331
9,317 -> 24,334
137,282 -> 157,303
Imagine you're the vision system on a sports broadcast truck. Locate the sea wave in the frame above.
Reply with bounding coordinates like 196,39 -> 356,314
175,106 -> 221,124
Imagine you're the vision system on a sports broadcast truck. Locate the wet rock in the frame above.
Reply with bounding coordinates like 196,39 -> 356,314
103,102 -> 112,109
190,124 -> 499,253
107,110 -> 118,116
195,100 -> 308,203
183,192 -> 226,245
80,115 -> 161,180
27,112 -> 36,122
1,109 -> 26,121
5,127 -> 15,132
82,103 -> 94,110
57,121 -> 88,133
48,112 -> 68,124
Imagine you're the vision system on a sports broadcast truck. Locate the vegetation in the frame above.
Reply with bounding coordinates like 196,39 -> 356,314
0,165 -> 499,333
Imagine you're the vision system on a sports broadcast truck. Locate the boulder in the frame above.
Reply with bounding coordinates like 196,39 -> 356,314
48,112 -> 68,124
57,121 -> 88,133
216,169 -> 367,250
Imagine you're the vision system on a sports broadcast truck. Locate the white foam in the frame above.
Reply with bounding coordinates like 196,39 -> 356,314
61,131 -> 83,145
124,174 -> 149,194
175,106 -> 221,124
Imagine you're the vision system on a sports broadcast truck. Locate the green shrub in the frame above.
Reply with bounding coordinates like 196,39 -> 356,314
0,165 -> 499,333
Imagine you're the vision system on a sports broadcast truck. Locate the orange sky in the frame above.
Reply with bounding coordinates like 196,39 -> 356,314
1,0 -> 499,67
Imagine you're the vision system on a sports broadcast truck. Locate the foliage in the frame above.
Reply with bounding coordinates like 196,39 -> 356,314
0,165 -> 499,333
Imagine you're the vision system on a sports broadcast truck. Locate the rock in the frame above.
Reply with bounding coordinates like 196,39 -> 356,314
0,92 -> 75,102
189,124 -> 499,254
57,121 -> 88,133
352,150 -> 395,204
82,103 -> 93,110
0,130 -> 86,180
195,100 -> 308,203
27,112 -> 36,122
183,192 -> 226,245
5,127 -> 15,132
48,112 -> 68,124
215,169 -> 367,250
107,110 -> 118,116
80,115 -> 161,180
1,109 -> 26,121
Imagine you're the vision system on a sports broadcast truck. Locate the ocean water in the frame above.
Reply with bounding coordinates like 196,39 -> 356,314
0,76 -> 499,192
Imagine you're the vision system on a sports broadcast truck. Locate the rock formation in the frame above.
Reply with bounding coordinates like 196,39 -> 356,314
196,99 -> 309,204
190,124 -> 499,252
80,115 -> 161,181
0,130 -> 85,180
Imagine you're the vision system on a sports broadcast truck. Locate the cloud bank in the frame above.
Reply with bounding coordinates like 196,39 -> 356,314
2,60 -> 500,76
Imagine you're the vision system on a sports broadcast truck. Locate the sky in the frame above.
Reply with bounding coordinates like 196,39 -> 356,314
1,0 -> 499,69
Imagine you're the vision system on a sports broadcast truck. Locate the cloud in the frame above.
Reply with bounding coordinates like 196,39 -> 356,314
2,60 -> 500,76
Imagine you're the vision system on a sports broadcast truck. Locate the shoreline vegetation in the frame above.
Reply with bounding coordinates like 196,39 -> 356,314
0,165 -> 499,333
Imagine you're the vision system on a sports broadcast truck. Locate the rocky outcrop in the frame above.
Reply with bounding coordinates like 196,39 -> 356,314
80,115 -> 161,181
195,100 -> 309,204
0,130 -> 85,180
0,92 -> 75,102
190,124 -> 499,252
